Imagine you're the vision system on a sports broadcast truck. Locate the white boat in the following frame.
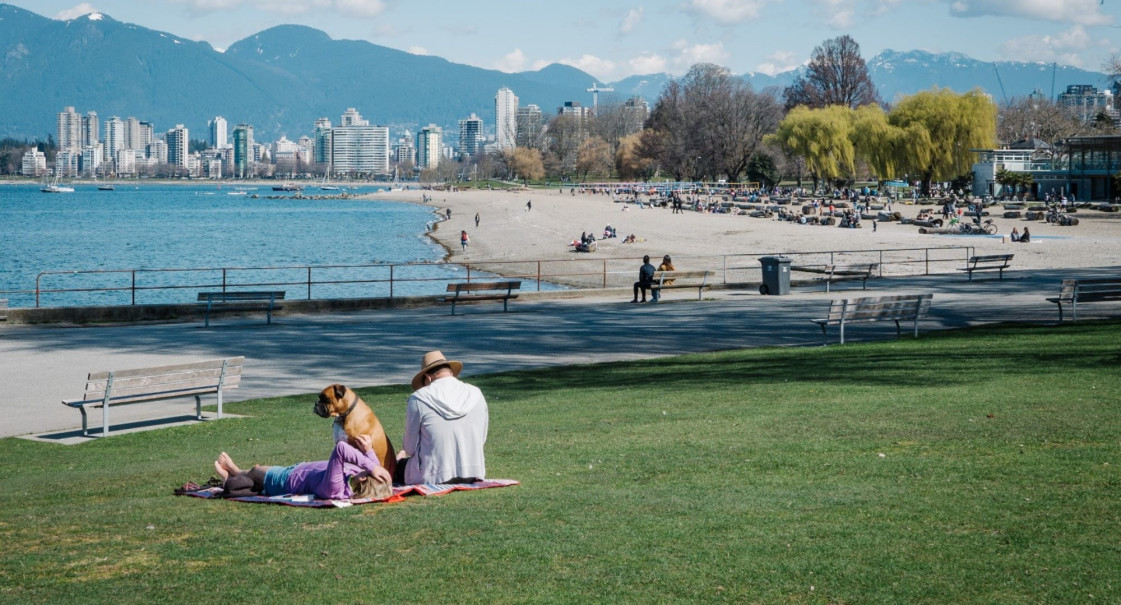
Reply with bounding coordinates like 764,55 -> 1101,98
41,184 -> 75,193
320,164 -> 340,191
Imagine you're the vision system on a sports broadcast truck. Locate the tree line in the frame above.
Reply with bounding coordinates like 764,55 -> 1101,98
484,36 -> 1119,194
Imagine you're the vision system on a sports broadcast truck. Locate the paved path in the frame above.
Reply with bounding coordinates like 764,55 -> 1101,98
2,267 -> 1116,442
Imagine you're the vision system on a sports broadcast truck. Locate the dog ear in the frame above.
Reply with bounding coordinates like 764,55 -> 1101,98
333,384 -> 348,400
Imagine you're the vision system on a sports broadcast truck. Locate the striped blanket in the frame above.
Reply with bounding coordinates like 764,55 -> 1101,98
176,479 -> 519,508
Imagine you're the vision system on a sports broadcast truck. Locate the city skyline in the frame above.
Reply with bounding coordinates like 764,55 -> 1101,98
6,1 -> 1119,83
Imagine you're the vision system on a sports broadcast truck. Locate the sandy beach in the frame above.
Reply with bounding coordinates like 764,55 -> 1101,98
364,187 -> 1121,286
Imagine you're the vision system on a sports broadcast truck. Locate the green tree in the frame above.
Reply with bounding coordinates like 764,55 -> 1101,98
766,105 -> 855,190
849,104 -> 901,182
889,88 -> 997,195
615,133 -> 657,181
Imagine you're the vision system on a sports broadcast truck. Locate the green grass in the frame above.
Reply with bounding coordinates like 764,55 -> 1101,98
2,321 -> 1119,603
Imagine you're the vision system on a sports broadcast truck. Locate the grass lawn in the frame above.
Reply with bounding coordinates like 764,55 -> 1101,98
1,321 -> 1118,603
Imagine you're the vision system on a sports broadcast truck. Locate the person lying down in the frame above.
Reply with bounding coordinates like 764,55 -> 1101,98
214,434 -> 393,500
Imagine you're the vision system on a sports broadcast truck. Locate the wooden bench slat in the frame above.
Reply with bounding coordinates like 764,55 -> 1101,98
1047,277 -> 1121,321
811,294 -> 933,344
446,281 -> 522,315
791,263 -> 877,292
198,292 -> 284,326
959,254 -> 1014,281
649,270 -> 714,301
62,356 -> 243,437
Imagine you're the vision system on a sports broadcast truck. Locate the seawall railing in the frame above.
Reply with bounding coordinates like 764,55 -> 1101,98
3,245 -> 975,309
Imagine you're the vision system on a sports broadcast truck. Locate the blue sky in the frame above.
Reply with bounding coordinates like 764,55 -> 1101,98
8,1 -> 1120,81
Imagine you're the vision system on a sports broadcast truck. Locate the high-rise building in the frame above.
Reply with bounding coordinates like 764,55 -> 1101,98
314,118 -> 333,166
516,104 -> 543,149
57,106 -> 81,153
622,96 -> 650,135
417,124 -> 442,169
331,124 -> 389,175
166,125 -> 189,168
458,113 -> 484,158
394,130 -> 416,165
1058,85 -> 1115,123
341,108 -> 368,127
103,117 -> 125,165
81,111 -> 99,150
495,87 -> 518,151
123,117 -> 144,150
209,116 -> 228,149
232,124 -> 254,177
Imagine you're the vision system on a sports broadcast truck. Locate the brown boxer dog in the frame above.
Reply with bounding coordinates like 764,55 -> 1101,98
314,384 -> 397,475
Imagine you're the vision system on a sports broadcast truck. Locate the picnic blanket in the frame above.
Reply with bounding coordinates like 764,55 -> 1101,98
175,479 -> 519,508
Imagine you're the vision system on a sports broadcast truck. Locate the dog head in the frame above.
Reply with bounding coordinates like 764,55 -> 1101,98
314,384 -> 352,419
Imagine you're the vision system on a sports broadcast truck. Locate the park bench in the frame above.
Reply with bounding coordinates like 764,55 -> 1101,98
958,254 -> 1014,281
650,270 -> 715,302
791,263 -> 878,292
0,298 -> 7,321
1046,277 -> 1121,321
811,293 -> 933,345
62,356 -> 244,437
445,280 -> 521,315
197,291 -> 285,327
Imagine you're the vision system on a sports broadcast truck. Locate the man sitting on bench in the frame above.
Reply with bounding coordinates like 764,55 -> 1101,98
631,255 -> 656,303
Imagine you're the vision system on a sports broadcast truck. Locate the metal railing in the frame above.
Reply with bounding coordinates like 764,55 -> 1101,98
5,246 -> 975,309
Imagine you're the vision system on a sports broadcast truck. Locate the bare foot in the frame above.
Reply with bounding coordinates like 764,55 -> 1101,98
217,452 -> 243,475
213,460 -> 229,481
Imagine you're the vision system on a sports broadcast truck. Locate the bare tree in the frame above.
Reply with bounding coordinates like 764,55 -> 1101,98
544,114 -> 584,179
783,35 -> 880,110
998,96 -> 1084,149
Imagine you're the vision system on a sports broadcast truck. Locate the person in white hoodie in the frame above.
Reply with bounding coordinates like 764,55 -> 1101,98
396,351 -> 489,485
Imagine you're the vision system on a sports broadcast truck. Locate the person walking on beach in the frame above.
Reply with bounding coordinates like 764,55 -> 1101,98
475,213 -> 480,228
446,208 -> 452,220
525,200 -> 532,212
631,255 -> 656,303
460,230 -> 470,251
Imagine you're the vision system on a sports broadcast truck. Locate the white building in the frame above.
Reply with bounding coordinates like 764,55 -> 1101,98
21,149 -> 47,177
124,117 -> 152,151
103,117 -> 125,167
341,107 -> 368,127
331,124 -> 390,175
516,104 -> 543,149
57,106 -> 82,153
209,116 -> 228,149
417,124 -> 442,169
166,125 -> 189,169
458,113 -> 484,158
495,87 -> 518,151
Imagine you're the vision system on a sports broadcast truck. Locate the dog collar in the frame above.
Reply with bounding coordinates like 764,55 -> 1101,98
339,396 -> 359,419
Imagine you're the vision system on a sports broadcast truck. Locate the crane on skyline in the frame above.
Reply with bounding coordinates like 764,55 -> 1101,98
586,83 -> 614,113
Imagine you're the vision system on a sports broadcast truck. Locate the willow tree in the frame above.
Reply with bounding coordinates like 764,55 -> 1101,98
765,104 -> 855,191
889,88 -> 997,195
506,147 -> 545,185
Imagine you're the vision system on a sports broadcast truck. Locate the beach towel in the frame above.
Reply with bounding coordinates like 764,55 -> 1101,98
175,479 -> 519,508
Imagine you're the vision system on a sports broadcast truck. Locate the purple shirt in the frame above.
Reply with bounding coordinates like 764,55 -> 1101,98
285,441 -> 381,500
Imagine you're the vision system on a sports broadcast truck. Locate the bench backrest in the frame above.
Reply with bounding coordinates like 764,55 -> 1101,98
969,254 -> 1014,265
831,263 -> 878,275
826,294 -> 933,322
79,357 -> 245,404
652,270 -> 713,281
1072,277 -> 1121,301
446,281 -> 522,293
197,291 -> 285,302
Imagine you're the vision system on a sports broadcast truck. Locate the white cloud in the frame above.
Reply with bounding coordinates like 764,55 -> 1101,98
755,50 -> 800,76
620,7 -> 644,34
670,40 -> 730,71
630,53 -> 668,75
814,0 -> 856,28
56,3 -> 98,20
946,0 -> 1111,26
558,54 -> 619,80
167,0 -> 388,19
408,46 -> 427,55
682,0 -> 774,23
998,25 -> 1109,68
495,48 -> 527,73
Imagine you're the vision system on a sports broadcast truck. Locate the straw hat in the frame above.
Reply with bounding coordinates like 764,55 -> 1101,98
411,350 -> 463,390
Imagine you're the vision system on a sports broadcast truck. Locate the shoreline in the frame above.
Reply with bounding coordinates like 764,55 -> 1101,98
361,187 -> 1121,279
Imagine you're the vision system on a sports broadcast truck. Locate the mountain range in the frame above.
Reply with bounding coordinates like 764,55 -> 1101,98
0,3 -> 1113,143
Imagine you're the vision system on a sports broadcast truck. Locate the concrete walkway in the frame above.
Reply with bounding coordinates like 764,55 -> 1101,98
3,266 -> 1117,443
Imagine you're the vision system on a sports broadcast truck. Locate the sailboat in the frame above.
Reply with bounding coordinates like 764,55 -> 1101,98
40,171 -> 75,193
319,163 -> 340,191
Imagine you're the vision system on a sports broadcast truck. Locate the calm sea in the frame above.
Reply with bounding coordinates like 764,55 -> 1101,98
0,183 -> 466,308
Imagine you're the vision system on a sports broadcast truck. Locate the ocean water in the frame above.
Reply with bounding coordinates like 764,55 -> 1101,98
0,183 -> 464,307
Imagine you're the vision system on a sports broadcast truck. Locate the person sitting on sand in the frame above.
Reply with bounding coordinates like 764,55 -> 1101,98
1010,227 -> 1020,242
213,434 -> 392,500
1020,227 -> 1031,243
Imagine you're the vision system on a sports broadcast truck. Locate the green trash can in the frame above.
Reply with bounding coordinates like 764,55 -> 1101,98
759,256 -> 792,295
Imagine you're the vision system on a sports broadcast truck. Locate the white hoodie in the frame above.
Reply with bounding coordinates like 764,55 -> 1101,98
402,376 -> 488,485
